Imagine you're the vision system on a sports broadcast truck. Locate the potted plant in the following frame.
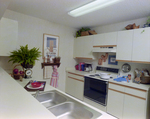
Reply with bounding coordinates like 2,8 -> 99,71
8,44 -> 41,68
76,27 -> 91,38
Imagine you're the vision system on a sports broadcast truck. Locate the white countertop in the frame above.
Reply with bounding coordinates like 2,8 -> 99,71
0,66 -> 117,119
67,69 -> 150,91
0,67 -> 56,119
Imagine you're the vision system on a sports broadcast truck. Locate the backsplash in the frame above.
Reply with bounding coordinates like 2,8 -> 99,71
76,52 -> 150,81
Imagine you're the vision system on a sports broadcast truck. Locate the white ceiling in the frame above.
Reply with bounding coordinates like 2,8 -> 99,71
7,0 -> 150,29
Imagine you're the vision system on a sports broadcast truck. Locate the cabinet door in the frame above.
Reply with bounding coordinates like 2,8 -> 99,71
116,30 -> 133,61
123,95 -> 146,119
93,33 -> 105,46
65,76 -> 84,100
0,18 -> 18,56
107,89 -> 124,119
132,28 -> 150,62
83,35 -> 94,58
74,35 -> 94,59
104,32 -> 117,45
73,37 -> 84,58
93,32 -> 117,46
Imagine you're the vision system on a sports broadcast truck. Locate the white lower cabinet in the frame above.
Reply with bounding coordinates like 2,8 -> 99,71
107,82 -> 148,119
107,89 -> 124,119
123,94 -> 146,119
65,72 -> 84,100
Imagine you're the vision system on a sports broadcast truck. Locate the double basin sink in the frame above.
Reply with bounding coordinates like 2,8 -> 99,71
32,90 -> 102,119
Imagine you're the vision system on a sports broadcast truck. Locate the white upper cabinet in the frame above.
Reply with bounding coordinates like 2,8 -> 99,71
73,35 -> 94,59
0,18 -> 18,56
132,28 -> 150,62
93,32 -> 117,46
116,27 -> 150,63
93,33 -> 104,46
116,30 -> 133,61
73,37 -> 84,58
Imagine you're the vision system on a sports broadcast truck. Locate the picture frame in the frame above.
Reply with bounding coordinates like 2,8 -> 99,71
43,33 -> 59,58
108,55 -> 118,65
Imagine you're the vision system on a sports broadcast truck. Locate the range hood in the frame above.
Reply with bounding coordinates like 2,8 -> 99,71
92,45 -> 117,53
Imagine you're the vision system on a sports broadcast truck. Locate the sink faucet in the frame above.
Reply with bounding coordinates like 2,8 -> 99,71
34,90 -> 39,98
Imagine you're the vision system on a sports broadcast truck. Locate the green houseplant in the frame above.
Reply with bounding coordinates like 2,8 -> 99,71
8,44 -> 41,68
76,27 -> 91,38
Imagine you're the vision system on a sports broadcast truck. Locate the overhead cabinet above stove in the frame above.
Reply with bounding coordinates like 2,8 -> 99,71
93,31 -> 117,47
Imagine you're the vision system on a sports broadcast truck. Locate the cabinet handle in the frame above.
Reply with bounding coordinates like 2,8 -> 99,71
93,45 -> 117,47
109,88 -> 146,100
68,72 -> 84,77
109,82 -> 147,92
68,76 -> 84,82
75,57 -> 93,60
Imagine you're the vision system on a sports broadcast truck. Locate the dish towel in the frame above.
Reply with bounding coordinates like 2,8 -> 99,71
114,76 -> 130,82
50,65 -> 59,88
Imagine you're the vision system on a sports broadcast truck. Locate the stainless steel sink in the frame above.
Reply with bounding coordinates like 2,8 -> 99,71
48,102 -> 93,119
33,90 -> 102,119
32,90 -> 67,108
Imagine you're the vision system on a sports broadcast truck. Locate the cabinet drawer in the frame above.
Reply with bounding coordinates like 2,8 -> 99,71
109,83 -> 124,92
124,87 -> 147,99
67,72 -> 84,81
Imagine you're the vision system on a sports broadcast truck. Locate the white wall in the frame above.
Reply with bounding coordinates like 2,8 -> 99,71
0,9 -> 76,91
92,17 -> 147,33
78,17 -> 150,80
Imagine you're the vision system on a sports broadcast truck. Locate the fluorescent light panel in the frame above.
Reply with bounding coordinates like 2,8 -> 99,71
68,0 -> 123,17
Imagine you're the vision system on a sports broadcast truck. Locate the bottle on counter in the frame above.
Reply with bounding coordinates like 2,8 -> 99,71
128,74 -> 131,80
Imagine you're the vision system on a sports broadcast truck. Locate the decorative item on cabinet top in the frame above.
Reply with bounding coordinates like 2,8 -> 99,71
75,27 -> 97,37
143,16 -> 150,28
125,23 -> 140,30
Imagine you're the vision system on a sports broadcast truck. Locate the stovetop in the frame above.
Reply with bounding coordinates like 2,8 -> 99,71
85,66 -> 119,81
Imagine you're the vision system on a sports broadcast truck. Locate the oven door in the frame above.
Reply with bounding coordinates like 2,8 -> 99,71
84,76 -> 108,106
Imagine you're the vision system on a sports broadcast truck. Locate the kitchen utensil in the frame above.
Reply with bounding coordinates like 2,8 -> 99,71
122,63 -> 131,73
99,73 -> 111,79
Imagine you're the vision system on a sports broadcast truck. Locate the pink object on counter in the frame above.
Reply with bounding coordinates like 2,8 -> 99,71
31,82 -> 42,88
79,62 -> 84,71
75,65 -> 79,70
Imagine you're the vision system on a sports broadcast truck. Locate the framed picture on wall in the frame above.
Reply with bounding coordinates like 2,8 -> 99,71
108,55 -> 118,65
43,33 -> 59,58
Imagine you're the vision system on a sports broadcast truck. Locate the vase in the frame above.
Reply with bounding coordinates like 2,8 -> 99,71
21,62 -> 33,69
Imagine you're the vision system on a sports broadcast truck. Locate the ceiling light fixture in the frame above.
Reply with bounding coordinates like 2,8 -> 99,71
68,0 -> 123,17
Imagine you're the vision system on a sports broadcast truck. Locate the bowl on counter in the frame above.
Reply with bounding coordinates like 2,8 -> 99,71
31,82 -> 42,88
